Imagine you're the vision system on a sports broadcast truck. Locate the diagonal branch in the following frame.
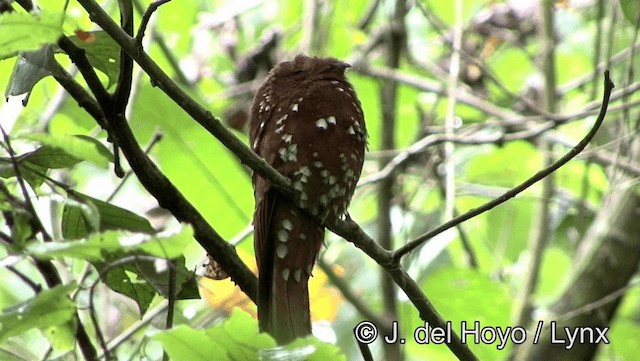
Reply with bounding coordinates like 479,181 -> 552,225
72,2 -> 475,358
49,55 -> 259,301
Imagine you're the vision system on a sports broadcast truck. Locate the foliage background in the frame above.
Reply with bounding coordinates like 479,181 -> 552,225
0,0 -> 639,360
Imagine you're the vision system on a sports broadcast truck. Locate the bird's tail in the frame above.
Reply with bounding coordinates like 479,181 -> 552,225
255,192 -> 323,344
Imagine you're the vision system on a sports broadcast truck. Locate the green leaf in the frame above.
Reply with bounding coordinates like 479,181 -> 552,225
97,255 -> 199,314
153,310 -> 275,361
5,44 -> 64,99
69,30 -> 120,88
154,325 -> 220,361
0,283 -> 76,343
43,320 -> 77,355
0,12 -> 63,60
620,0 -> 640,25
176,277 -> 200,300
23,134 -> 112,168
22,145 -> 83,169
420,268 -> 512,359
100,261 -> 157,314
61,192 -> 154,239
0,158 -> 47,189
27,226 -> 192,260
61,197 -> 100,240
286,337 -> 346,361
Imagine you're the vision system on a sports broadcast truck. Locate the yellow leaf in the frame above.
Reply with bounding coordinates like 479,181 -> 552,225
199,251 -> 344,324
309,266 -> 344,322
199,249 -> 257,316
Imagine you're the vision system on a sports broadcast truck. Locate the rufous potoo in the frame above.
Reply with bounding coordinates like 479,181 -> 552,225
249,55 -> 367,344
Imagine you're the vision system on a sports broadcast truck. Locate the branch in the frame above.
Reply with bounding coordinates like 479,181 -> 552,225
73,1 -> 481,358
76,0 -> 293,196
48,56 -> 258,301
393,71 -> 615,261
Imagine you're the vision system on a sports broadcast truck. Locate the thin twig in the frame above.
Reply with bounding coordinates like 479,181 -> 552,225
106,131 -> 163,202
393,71 -> 615,261
135,0 -> 171,45
0,125 -> 98,361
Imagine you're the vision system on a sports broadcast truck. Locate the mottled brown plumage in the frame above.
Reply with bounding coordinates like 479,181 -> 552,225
249,55 -> 367,344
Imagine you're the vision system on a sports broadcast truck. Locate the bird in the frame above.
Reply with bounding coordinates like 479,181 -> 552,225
249,54 -> 367,344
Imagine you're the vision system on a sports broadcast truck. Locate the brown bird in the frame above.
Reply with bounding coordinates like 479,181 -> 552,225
249,55 -> 367,344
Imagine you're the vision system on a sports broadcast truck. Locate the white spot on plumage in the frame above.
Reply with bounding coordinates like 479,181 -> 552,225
292,268 -> 302,282
305,263 -> 313,275
299,166 -> 311,177
282,268 -> 290,281
276,114 -> 288,125
279,144 -> 298,162
292,103 -> 299,112
282,219 -> 293,231
337,87 -> 344,92
316,118 -> 328,129
345,169 -> 355,179
276,243 -> 288,258
277,229 -> 289,243
299,233 -> 306,240
313,161 -> 324,168
347,125 -> 356,135
327,116 -> 336,125
282,134 -> 293,143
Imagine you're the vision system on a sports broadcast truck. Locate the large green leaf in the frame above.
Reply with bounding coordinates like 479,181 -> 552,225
27,226 -> 192,260
22,145 -> 83,169
61,192 -> 154,240
99,259 -> 157,315
153,310 -> 275,361
68,30 -> 121,88
4,44 -> 63,99
97,255 -> 199,314
0,12 -> 63,60
0,157 -> 47,189
153,310 -> 343,361
416,268 -> 512,360
0,283 -> 76,343
620,0 -> 640,25
23,134 -> 112,169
